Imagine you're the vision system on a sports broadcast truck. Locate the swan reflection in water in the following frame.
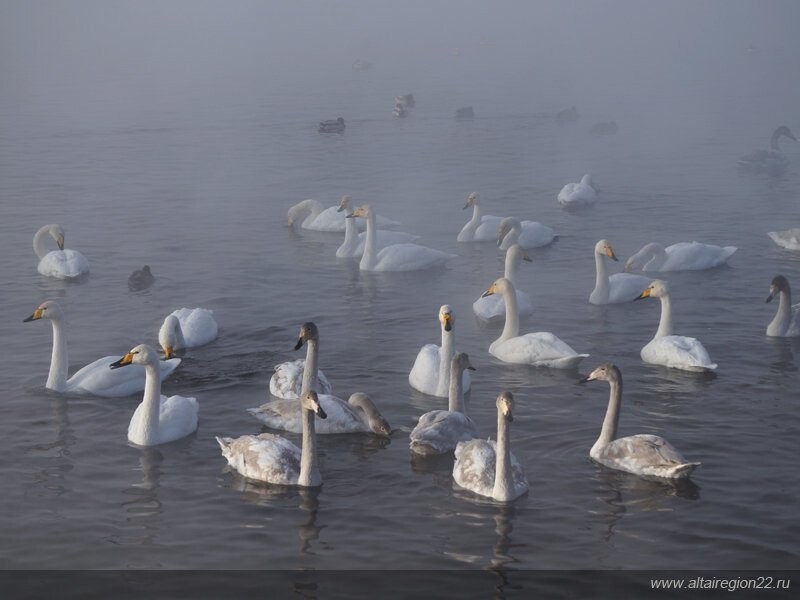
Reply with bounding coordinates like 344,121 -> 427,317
29,394 -> 76,497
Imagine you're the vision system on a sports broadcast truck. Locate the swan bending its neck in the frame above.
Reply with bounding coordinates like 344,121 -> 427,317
287,199 -> 323,227
766,275 -> 796,336
33,224 -> 65,259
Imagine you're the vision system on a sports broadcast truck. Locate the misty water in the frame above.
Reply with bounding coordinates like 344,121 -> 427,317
1,1 -> 798,575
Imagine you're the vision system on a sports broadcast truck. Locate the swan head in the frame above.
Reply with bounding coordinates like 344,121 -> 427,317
348,392 -> 391,436
453,352 -> 476,373
23,300 -> 64,323
482,277 -> 512,297
159,315 -> 181,359
109,343 -> 159,369
624,243 -> 658,272
774,126 -> 797,142
347,204 -> 371,219
594,239 -> 618,261
336,195 -> 352,213
43,224 -> 66,250
294,322 -> 319,351
439,304 -> 454,332
766,275 -> 790,303
580,362 -> 622,384
496,391 -> 514,422
301,390 -> 327,419
507,244 -> 532,264
463,192 -> 479,210
497,217 -> 520,246
636,279 -> 668,301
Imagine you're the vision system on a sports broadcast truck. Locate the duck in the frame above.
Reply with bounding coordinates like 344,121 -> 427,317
318,117 -> 345,133
127,265 -> 155,291
409,305 -> 472,397
287,197 -> 399,232
497,217 -> 556,250
557,174 -> 597,209
158,308 -> 219,358
635,279 -> 717,372
335,195 -> 419,258
457,192 -> 504,242
765,275 -> 800,337
453,391 -> 529,502
269,323 -> 334,400
217,390 -> 327,486
249,391 -> 390,436
110,344 -> 198,446
589,240 -> 651,305
580,363 -> 700,479
24,301 -> 180,397
410,352 -> 478,455
768,228 -> 800,251
473,244 -> 533,323
348,204 -> 456,271
33,224 -> 89,279
624,242 -> 737,272
482,278 -> 588,369
738,126 -> 797,173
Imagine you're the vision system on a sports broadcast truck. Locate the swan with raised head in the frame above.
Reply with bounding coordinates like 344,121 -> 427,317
287,197 -> 399,232
581,363 -> 700,479
590,240 -> 651,305
482,278 -> 588,369
128,265 -> 154,291
33,224 -> 89,279
473,244 -> 533,323
409,305 -> 472,396
557,174 -> 597,209
765,275 -> 800,337
457,192 -> 504,242
158,308 -> 218,358
249,391 -> 390,436
217,390 -> 327,486
110,344 -> 198,446
348,204 -> 457,271
24,301 -> 181,397
738,125 -> 797,173
635,280 -> 717,371
335,195 -> 418,258
269,323 -> 333,400
624,242 -> 736,272
497,217 -> 556,250
452,391 -> 528,502
768,228 -> 800,251
410,352 -> 478,455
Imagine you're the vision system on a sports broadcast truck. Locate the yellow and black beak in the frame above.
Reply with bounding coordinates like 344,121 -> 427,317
57,235 -> 65,250
23,307 -> 44,322
635,288 -> 652,301
162,346 -> 174,359
442,313 -> 453,332
481,285 -> 496,298
605,246 -> 618,261
109,353 -> 134,370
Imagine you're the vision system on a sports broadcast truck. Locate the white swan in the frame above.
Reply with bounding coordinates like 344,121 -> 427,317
457,192 -> 504,242
557,174 -> 597,209
453,391 -> 529,502
110,344 -> 198,446
473,244 -> 533,323
483,278 -> 588,369
765,275 -> 800,337
287,197 -> 398,232
33,224 -> 89,279
410,352 -> 478,455
217,390 -> 327,486
158,308 -> 218,358
590,239 -> 651,305
24,301 -> 181,397
635,280 -> 717,372
335,195 -> 418,258
348,204 -> 457,272
409,305 -> 472,397
497,217 -> 556,250
624,242 -> 737,272
249,391 -> 391,436
581,363 -> 700,479
768,229 -> 800,251
738,125 -> 797,173
269,323 -> 333,400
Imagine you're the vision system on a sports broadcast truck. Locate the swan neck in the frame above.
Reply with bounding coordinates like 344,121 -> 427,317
288,199 -> 321,226
499,284 -> 520,342
641,244 -> 666,270
594,378 -> 621,452
655,294 -> 673,338
359,210 -> 378,270
33,225 -> 52,259
47,317 -> 69,391
448,361 -> 466,414
769,289 -> 792,335
503,251 -> 519,283
771,129 -> 782,151
134,361 -> 162,445
492,412 -> 513,500
299,407 -> 321,487
340,213 -> 358,251
301,339 -> 319,394
437,325 -> 455,396
593,252 -> 609,302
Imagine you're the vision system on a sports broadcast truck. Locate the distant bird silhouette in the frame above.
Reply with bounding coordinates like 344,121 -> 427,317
556,106 -> 579,123
318,117 -> 345,133
128,265 -> 155,291
455,106 -> 474,119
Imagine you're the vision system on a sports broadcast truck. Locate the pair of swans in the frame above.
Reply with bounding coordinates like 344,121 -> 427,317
557,174 -> 597,209
766,275 -> 800,337
457,193 -> 556,249
24,301 -> 181,397
33,224 -> 89,279
582,363 -> 700,479
158,308 -> 219,358
472,244 -> 533,323
287,197 -> 398,232
738,125 -> 796,173
624,242 -> 736,272
591,240 -> 652,304
409,305 -> 472,397
335,195 -> 418,258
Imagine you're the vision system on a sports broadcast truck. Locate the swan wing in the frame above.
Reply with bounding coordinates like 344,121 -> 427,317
37,250 -> 89,279
607,273 -> 652,303
491,332 -> 588,368
596,434 -> 699,479
409,411 -> 478,454
641,335 -> 717,371
169,307 -> 219,347
473,289 -> 532,322
372,243 -> 456,272
216,433 -> 300,484
269,358 -> 332,399
128,394 -> 198,445
558,183 -> 595,206
68,356 -> 181,398
408,344 -> 441,395
453,438 -> 496,497
514,222 -> 556,248
249,395 -> 364,434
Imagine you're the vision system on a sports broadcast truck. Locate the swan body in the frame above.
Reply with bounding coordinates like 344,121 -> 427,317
24,301 -> 180,397
497,217 -> 556,250
318,117 -> 345,133
473,244 -> 533,323
158,308 -> 218,358
581,363 -> 700,479
128,265 -> 154,291
636,280 -> 717,371
349,204 -> 456,271
288,197 -> 399,232
590,240 -> 651,305
110,344 -> 198,446
765,275 -> 800,337
33,224 -> 89,279
336,195 -> 418,258
409,305 -> 471,397
624,242 -> 736,272
738,126 -> 796,173
453,391 -> 529,502
249,392 -> 391,435
483,278 -> 588,369
557,174 -> 597,208
768,229 -> 800,251
457,192 -> 504,242
410,352 -> 478,455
